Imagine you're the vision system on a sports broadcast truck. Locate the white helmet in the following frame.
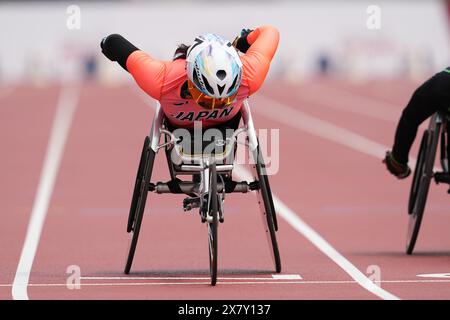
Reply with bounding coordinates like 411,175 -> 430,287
186,34 -> 242,104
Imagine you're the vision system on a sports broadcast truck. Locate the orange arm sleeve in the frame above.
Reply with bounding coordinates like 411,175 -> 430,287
241,25 -> 280,95
126,50 -> 167,101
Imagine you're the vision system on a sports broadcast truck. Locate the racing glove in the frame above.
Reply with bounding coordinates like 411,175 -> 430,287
232,28 -> 253,54
383,150 -> 411,179
100,34 -> 139,71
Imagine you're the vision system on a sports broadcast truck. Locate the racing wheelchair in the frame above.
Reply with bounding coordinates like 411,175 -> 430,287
123,100 -> 281,285
406,111 -> 450,254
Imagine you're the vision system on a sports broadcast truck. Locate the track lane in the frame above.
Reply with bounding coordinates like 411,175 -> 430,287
26,84 -> 378,299
255,80 -> 450,299
0,85 -> 59,300
17,79 -> 450,299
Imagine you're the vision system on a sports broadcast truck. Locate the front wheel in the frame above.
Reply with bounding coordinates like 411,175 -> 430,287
207,160 -> 219,285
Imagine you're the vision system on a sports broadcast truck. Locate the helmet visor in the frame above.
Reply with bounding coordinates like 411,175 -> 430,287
188,80 -> 237,110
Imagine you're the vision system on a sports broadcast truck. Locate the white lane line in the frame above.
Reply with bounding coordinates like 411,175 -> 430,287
12,86 -> 79,300
233,165 -> 399,300
134,89 -> 399,299
272,274 -> 302,280
253,95 -> 417,169
286,83 -> 401,123
2,279 -> 449,288
417,273 -> 450,278
80,275 -> 301,281
272,195 -> 399,299
0,281 -> 317,287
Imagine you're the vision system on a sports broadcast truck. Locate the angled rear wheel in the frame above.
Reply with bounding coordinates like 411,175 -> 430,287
127,136 -> 150,233
253,146 -> 281,273
124,138 -> 155,274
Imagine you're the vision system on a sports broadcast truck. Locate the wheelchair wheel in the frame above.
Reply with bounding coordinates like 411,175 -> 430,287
262,168 -> 278,231
127,136 -> 150,233
124,141 -> 155,274
406,125 -> 440,254
254,146 -> 281,273
408,131 -> 428,215
207,160 -> 219,286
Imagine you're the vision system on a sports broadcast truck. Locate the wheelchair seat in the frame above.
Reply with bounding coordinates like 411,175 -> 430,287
163,113 -> 242,168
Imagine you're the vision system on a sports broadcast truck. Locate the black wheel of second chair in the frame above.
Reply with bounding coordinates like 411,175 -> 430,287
406,124 -> 440,254
408,131 -> 428,216
124,141 -> 155,274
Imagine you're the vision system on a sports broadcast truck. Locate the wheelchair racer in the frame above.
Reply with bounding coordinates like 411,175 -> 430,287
100,26 -> 279,129
384,67 -> 450,178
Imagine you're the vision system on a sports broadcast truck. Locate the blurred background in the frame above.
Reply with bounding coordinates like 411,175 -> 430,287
0,0 -> 449,86
3,1 -> 450,301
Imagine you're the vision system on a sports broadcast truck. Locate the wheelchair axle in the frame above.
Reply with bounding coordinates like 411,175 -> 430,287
149,179 -> 259,194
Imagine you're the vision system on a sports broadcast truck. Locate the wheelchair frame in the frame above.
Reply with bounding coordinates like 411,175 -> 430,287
124,99 -> 281,285
406,111 -> 450,254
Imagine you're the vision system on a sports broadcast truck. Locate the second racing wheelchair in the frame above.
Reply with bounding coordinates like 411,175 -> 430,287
123,100 -> 281,285
406,111 -> 450,254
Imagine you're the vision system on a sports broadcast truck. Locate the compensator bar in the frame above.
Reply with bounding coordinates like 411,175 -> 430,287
149,179 -> 260,194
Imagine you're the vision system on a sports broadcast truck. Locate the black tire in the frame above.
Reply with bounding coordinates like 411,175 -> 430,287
408,131 -> 428,215
127,136 -> 150,233
254,147 -> 282,273
406,125 -> 440,255
208,160 -> 219,286
124,146 -> 155,274
262,166 -> 278,231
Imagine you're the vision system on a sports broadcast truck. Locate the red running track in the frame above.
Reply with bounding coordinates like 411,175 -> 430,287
1,79 -> 450,300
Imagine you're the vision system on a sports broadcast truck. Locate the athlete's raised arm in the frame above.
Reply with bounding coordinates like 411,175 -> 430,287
101,34 -> 167,100
236,26 -> 280,95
